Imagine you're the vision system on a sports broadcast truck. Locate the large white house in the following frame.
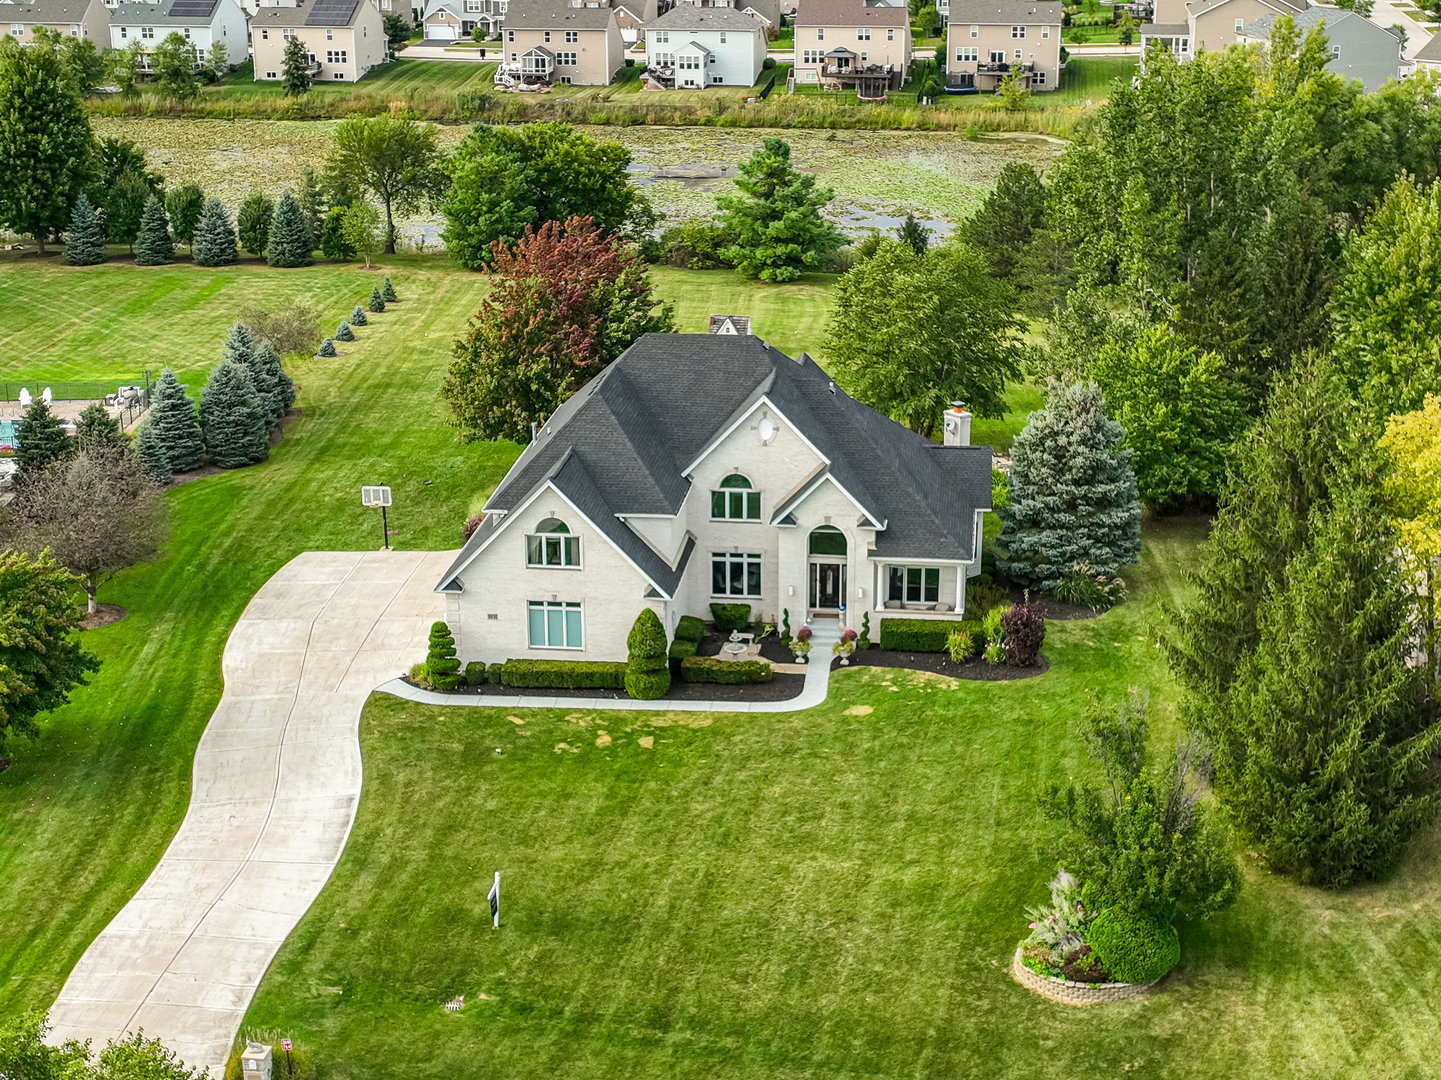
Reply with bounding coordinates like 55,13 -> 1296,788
435,330 -> 994,665
641,3 -> 767,87
108,0 -> 247,66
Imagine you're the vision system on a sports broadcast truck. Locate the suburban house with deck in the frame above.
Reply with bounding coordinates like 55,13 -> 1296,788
421,0 -> 507,39
1,0 -> 110,45
793,0 -> 912,96
641,4 -> 767,87
434,330 -> 993,665
496,0 -> 622,87
249,0 -> 386,79
108,0 -> 246,68
944,0 -> 1062,92
1141,0 -> 1306,61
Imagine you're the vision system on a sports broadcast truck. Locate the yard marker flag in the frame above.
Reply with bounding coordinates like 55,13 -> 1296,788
488,871 -> 500,929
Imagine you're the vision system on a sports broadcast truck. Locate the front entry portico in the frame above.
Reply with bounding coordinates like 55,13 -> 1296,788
807,525 -> 847,616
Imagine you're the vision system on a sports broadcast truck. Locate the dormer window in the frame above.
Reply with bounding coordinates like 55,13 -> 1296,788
711,473 -> 760,520
526,517 -> 581,567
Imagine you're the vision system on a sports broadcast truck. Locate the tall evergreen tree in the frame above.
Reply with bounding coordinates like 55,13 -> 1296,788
266,191 -> 314,268
999,382 -> 1142,590
73,403 -> 125,455
147,369 -> 204,473
0,39 -> 95,254
133,419 -> 172,483
297,167 -> 326,238
15,400 -> 73,477
133,196 -> 173,266
716,137 -> 844,282
236,191 -> 274,257
63,193 -> 106,266
964,161 -> 1047,277
191,197 -> 239,267
382,275 -> 398,302
199,362 -> 270,468
282,35 -> 311,96
241,341 -> 288,428
221,321 -> 257,367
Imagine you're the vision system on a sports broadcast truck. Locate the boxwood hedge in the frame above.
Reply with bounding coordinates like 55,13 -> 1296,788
680,656 -> 773,684
709,603 -> 752,632
879,617 -> 984,652
500,659 -> 627,689
675,615 -> 706,642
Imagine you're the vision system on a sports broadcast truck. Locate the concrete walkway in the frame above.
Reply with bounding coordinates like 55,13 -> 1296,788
380,620 -> 842,712
47,550 -> 452,1077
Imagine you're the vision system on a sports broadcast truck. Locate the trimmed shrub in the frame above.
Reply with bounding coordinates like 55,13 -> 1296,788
336,322 -> 356,342
674,615 -> 706,642
780,607 -> 792,643
350,305 -> 368,326
680,656 -> 773,684
317,337 -> 336,357
667,636 -> 698,677
500,659 -> 627,689
382,275 -> 398,302
878,617 -> 979,652
426,620 -> 462,690
64,194 -> 106,265
487,662 -> 504,684
134,195 -> 174,266
1087,908 -> 1179,984
625,608 -> 670,700
408,662 -> 430,687
368,285 -> 386,313
1002,601 -> 1046,666
859,610 -> 871,649
709,602 -> 752,632
192,197 -> 239,267
464,660 -> 487,686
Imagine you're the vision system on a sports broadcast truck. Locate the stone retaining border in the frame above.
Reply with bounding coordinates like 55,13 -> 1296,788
1011,946 -> 1162,1005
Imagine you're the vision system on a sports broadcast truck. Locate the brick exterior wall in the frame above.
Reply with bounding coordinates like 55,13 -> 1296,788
1010,946 -> 1162,1005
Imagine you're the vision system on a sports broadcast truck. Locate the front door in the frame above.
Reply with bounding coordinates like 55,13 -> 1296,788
809,560 -> 846,611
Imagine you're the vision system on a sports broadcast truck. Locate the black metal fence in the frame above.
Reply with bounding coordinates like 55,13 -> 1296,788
0,375 -> 152,404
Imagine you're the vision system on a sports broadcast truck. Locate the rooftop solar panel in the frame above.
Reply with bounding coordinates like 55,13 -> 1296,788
305,0 -> 359,24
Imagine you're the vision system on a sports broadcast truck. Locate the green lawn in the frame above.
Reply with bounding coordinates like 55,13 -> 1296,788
234,517 -> 1441,1079
0,254 -> 881,1020
203,56 -> 499,99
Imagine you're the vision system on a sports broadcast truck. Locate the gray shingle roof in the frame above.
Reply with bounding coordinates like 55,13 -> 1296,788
503,0 -> 617,29
946,0 -> 1061,22
1240,4 -> 1392,40
248,0 -> 370,27
795,0 -> 909,28
1416,31 -> 1441,60
6,0 -> 104,23
111,0 -> 220,23
436,334 -> 993,594
649,3 -> 766,29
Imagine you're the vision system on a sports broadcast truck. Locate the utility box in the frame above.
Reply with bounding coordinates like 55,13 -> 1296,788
240,1042 -> 273,1080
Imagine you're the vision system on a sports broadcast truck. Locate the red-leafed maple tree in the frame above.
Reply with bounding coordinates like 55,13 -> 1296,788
441,216 -> 673,444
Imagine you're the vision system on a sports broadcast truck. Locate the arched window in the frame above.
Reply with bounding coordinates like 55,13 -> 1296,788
711,473 -> 761,520
526,517 -> 580,567
808,525 -> 847,556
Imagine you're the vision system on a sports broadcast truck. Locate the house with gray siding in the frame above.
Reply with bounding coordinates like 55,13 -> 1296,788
1239,6 -> 1403,90
435,331 -> 994,665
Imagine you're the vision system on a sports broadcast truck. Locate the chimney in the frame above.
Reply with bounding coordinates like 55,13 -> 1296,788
942,401 -> 971,446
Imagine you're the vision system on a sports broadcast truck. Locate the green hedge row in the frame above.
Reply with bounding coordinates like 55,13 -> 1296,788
709,603 -> 752,632
879,617 -> 984,652
500,659 -> 627,689
680,656 -> 773,684
675,615 -> 706,642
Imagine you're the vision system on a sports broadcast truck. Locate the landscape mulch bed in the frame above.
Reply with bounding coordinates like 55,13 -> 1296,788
408,672 -> 806,704
1004,584 -> 1103,622
695,631 -> 794,664
79,604 -> 127,631
839,647 -> 1049,681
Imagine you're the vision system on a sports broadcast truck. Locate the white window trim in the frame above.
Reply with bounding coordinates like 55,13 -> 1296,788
527,600 -> 585,650
888,564 -> 942,604
710,551 -> 764,599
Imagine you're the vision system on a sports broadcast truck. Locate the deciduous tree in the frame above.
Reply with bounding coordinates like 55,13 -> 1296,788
717,137 -> 844,282
236,191 -> 274,256
9,450 -> 169,614
326,113 -> 441,254
164,184 -> 205,249
341,201 -> 382,268
236,301 -> 319,360
999,382 -> 1142,590
442,121 -> 639,268
1380,395 -> 1441,677
824,239 -> 1024,433
0,37 -> 95,254
151,31 -> 198,102
441,216 -> 673,443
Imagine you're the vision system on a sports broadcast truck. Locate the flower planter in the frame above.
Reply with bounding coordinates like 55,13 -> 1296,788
1011,946 -> 1163,1005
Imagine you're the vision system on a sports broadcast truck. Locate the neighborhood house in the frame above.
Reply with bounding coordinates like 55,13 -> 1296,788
944,0 -> 1062,92
641,4 -> 768,88
107,0 -> 247,67
495,0 -> 623,87
1,0 -> 110,44
792,0 -> 912,97
435,331 -> 994,665
249,0 -> 387,81
1141,0 -> 1306,61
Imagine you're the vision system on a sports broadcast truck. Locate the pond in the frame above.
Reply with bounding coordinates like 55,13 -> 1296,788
93,119 -> 1062,251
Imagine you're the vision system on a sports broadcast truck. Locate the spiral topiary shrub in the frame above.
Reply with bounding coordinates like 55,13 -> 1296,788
1087,908 -> 1179,984
336,322 -> 355,342
426,620 -> 462,691
625,608 -> 670,700
351,305 -> 368,326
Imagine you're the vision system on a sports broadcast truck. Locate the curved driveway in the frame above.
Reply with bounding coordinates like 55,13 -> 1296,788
47,549 -> 453,1077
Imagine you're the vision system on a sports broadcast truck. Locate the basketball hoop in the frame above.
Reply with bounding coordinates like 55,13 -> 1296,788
368,500 -> 382,509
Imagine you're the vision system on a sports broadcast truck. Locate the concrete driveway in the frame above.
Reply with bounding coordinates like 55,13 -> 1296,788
46,549 -> 453,1076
